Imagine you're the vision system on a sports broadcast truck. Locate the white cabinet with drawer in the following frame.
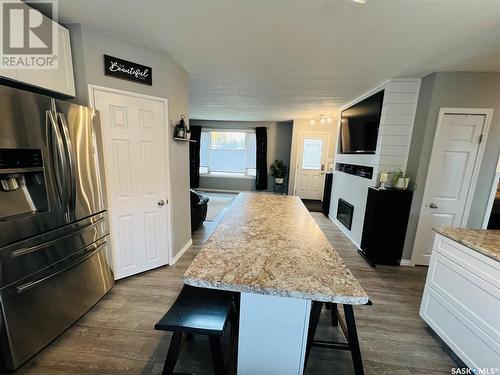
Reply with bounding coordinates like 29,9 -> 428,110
420,233 -> 500,370
0,0 -> 75,97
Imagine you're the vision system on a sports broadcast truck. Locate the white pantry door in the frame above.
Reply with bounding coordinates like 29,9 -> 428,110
412,110 -> 489,265
93,88 -> 170,279
295,132 -> 329,200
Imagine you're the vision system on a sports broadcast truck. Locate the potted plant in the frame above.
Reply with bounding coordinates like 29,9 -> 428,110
394,169 -> 410,190
271,160 -> 288,185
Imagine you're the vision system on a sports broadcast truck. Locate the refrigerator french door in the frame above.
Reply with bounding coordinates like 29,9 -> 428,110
0,86 -> 114,370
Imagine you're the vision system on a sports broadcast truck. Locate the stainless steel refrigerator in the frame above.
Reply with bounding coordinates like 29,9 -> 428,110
0,85 -> 114,370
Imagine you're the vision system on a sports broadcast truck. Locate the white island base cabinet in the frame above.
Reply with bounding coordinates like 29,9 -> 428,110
420,233 -> 500,370
237,293 -> 311,375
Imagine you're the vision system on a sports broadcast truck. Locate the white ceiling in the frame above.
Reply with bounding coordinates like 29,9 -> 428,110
58,0 -> 500,121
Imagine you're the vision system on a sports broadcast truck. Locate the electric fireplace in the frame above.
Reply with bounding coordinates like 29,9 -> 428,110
337,198 -> 354,230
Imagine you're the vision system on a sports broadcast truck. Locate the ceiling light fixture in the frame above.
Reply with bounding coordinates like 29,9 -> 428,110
310,115 -> 334,125
352,0 -> 367,4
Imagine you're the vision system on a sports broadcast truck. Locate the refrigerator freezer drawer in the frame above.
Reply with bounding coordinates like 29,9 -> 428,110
0,212 -> 109,288
0,239 -> 114,370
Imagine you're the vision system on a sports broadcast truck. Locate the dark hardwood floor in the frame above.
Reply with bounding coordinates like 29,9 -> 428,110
17,212 -> 458,375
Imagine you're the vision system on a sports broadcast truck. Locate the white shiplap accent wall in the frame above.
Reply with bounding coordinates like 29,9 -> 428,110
374,80 -> 421,178
329,79 -> 421,247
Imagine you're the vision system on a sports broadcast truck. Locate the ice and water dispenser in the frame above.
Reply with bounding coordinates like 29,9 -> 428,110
0,149 -> 49,221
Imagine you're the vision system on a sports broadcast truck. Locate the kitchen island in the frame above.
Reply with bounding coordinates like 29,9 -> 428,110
420,228 -> 500,371
184,193 -> 369,374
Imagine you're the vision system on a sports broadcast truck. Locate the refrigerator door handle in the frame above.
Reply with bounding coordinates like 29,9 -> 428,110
15,237 -> 108,295
47,110 -> 67,208
57,112 -> 77,222
10,214 -> 105,258
1,212 -> 106,254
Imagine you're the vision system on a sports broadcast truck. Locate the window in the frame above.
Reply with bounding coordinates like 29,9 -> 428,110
200,129 -> 256,178
302,139 -> 323,170
211,132 -> 246,150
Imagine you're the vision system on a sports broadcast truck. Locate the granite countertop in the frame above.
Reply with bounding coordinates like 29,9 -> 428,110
433,227 -> 500,262
184,193 -> 369,305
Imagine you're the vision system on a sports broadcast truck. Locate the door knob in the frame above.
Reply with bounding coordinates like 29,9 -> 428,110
429,202 -> 438,209
158,199 -> 165,207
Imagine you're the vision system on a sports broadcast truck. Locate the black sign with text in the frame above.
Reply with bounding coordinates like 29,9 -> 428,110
103,55 -> 152,85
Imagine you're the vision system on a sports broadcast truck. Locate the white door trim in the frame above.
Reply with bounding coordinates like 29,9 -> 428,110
410,107 -> 493,265
482,153 -> 500,229
88,84 -> 174,265
482,168 -> 500,229
292,130 -> 330,197
437,108 -> 493,227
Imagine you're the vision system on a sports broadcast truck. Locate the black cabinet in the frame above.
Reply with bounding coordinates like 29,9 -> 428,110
322,172 -> 333,216
359,187 -> 413,266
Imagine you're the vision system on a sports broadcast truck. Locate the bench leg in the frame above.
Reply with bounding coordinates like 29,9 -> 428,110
331,303 -> 339,327
228,300 -> 239,362
305,301 -> 323,368
209,335 -> 226,375
343,305 -> 364,375
162,332 -> 183,375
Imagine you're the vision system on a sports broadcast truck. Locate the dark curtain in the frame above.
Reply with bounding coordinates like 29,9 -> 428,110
189,126 -> 202,188
255,127 -> 268,190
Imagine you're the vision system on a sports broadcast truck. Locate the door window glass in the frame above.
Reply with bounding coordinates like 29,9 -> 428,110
302,139 -> 323,170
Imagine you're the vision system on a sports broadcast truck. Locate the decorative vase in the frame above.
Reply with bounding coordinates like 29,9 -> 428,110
275,177 -> 284,185
385,172 -> 395,189
396,177 -> 410,190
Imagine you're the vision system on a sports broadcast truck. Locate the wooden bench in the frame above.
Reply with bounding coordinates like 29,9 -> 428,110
155,285 -> 236,375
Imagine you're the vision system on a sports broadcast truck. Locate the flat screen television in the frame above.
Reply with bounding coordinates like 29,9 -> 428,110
340,90 -> 384,154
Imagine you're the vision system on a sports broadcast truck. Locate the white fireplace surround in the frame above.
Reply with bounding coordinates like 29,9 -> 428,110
329,79 -> 421,249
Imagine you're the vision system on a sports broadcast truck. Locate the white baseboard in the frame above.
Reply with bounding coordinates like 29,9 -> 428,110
170,239 -> 192,265
197,188 -> 244,194
399,259 -> 413,266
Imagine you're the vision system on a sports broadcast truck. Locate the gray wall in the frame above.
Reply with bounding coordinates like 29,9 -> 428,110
190,120 -> 293,191
403,72 -> 500,260
66,24 -> 191,258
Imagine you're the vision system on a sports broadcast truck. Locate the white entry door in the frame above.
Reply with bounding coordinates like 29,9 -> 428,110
295,132 -> 329,200
92,88 -> 170,279
412,109 -> 490,265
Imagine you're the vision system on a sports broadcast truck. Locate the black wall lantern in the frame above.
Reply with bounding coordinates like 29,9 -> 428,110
173,115 -> 190,141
